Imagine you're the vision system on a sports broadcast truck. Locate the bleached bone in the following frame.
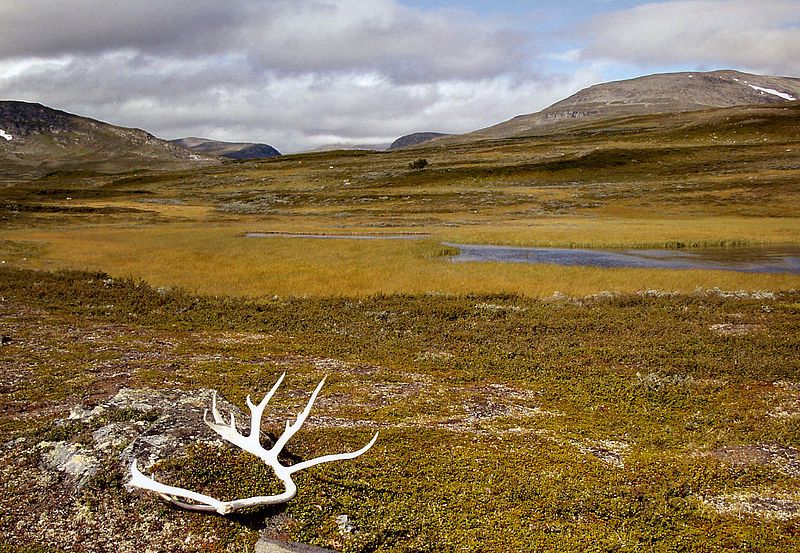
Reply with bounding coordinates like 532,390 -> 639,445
129,372 -> 378,514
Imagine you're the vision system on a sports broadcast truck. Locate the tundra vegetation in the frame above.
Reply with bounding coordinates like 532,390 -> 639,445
0,103 -> 798,551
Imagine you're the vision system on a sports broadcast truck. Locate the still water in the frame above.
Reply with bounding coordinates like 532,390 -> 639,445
445,243 -> 800,274
245,232 -> 800,274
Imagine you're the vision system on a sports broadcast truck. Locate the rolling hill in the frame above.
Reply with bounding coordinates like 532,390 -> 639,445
170,137 -> 281,160
442,70 -> 800,144
389,132 -> 450,150
0,101 -> 214,177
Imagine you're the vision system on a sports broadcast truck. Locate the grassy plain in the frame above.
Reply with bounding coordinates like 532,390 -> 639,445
0,103 -> 799,551
5,224 -> 797,297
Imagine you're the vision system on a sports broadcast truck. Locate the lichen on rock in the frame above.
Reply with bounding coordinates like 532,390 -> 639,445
1,387 -> 260,551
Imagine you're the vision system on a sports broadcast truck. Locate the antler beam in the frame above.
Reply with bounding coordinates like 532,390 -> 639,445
129,373 -> 378,515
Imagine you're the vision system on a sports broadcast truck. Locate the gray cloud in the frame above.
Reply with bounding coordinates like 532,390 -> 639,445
0,0 -> 527,83
240,0 -> 528,82
0,1 -> 241,58
582,0 -> 800,75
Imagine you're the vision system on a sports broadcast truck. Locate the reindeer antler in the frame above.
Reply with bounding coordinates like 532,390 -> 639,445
129,373 -> 378,514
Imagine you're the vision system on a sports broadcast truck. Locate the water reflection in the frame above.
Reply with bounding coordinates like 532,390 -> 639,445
445,243 -> 800,274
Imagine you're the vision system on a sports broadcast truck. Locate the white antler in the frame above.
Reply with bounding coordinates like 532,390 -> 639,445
128,373 -> 378,515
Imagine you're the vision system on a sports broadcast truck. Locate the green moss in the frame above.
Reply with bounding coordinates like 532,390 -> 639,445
0,267 -> 798,551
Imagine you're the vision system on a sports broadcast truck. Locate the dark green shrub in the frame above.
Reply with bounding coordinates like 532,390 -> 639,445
409,158 -> 428,171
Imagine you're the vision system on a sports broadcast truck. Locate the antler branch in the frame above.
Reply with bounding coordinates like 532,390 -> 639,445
128,373 -> 378,515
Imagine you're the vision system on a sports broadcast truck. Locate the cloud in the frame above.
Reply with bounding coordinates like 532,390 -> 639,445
242,0 -> 528,82
0,1 -> 240,59
0,51 -> 597,152
0,0 -> 576,152
0,0 -> 528,83
582,0 -> 800,75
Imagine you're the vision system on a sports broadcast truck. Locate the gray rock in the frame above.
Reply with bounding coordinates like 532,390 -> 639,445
38,387 -> 253,492
38,441 -> 99,487
109,388 -> 248,471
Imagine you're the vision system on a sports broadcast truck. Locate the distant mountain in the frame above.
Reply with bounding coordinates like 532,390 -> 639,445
171,137 -> 280,160
456,70 -> 800,142
388,132 -> 450,150
0,100 -> 213,176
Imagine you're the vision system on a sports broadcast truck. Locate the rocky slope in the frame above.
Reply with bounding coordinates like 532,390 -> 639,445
171,137 -> 281,160
457,70 -> 800,142
0,101 -> 214,176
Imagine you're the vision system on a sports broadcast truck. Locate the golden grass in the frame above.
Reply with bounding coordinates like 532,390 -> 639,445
434,216 -> 800,248
4,105 -> 799,297
9,224 -> 799,297
78,199 -> 214,220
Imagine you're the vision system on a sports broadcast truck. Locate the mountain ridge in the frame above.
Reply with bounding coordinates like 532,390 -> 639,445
0,100 -> 214,176
170,137 -> 281,160
444,70 -> 800,144
3,69 -> 799,169
389,132 -> 450,150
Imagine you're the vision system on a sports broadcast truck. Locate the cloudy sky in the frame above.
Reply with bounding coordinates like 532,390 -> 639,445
0,0 -> 798,152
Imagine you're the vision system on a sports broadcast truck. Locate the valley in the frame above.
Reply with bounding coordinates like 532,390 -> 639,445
2,101 -> 799,297
1,70 -> 799,552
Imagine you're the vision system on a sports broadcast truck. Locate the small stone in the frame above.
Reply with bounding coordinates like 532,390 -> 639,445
335,514 -> 358,534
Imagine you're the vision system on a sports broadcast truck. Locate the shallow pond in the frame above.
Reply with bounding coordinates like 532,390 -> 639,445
445,243 -> 800,274
245,232 -> 800,274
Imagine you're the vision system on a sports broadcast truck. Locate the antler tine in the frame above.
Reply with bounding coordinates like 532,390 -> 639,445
130,459 -> 228,514
288,431 -> 379,474
245,372 -> 286,441
209,390 -> 225,424
270,376 -> 327,455
203,395 -> 248,449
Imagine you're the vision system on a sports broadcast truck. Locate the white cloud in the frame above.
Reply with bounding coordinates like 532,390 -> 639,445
582,0 -> 800,75
540,49 -> 582,63
0,49 -> 597,152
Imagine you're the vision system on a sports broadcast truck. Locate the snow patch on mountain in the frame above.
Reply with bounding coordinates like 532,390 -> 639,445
0,129 -> 12,141
747,85 -> 796,101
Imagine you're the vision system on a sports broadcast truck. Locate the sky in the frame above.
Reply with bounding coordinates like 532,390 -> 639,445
0,0 -> 798,152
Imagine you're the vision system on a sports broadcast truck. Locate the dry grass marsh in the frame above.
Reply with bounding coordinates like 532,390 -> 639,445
5,223 -> 799,297
2,103 -> 799,297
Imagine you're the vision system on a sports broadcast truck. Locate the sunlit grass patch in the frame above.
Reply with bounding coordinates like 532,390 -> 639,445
435,216 -> 800,249
78,199 -> 214,220
7,224 -> 799,297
